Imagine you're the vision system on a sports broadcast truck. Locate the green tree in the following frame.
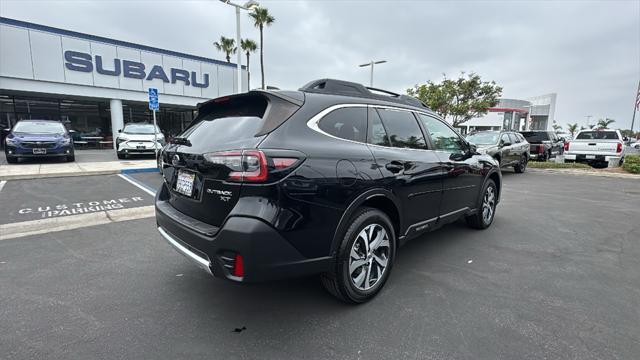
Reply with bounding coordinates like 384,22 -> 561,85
407,73 -> 502,127
249,7 -> 275,90
567,123 -> 579,138
213,36 -> 236,63
596,118 -> 615,129
240,38 -> 258,89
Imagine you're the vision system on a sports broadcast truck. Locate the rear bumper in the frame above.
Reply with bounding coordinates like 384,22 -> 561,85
564,153 -> 622,164
155,185 -> 331,282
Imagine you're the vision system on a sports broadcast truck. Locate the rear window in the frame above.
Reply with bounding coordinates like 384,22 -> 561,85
520,131 -> 549,142
318,107 -> 367,142
576,131 -> 619,140
181,96 -> 268,143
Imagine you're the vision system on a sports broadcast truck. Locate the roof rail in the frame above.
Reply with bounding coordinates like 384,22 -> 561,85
299,79 -> 429,110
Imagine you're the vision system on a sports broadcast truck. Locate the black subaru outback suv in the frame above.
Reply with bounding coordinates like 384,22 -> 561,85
156,79 -> 502,303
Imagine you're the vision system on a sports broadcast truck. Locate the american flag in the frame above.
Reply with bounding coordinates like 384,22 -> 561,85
636,81 -> 640,110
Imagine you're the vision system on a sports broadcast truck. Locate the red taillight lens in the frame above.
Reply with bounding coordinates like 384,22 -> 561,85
564,142 -> 570,151
272,158 -> 298,170
616,142 -> 622,153
538,144 -> 545,153
203,150 -> 268,182
233,254 -> 244,277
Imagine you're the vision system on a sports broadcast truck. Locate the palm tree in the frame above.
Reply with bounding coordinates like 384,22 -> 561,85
240,38 -> 258,89
249,7 -> 275,89
597,118 -> 615,129
567,123 -> 579,138
213,36 -> 236,63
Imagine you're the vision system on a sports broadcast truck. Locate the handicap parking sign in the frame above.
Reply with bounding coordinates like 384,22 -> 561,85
148,88 -> 159,111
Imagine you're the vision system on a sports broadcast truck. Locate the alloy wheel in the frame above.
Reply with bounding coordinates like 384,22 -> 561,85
349,223 -> 390,291
482,186 -> 496,225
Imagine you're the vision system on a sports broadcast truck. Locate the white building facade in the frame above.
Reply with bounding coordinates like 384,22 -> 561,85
0,17 -> 247,142
458,94 -> 557,134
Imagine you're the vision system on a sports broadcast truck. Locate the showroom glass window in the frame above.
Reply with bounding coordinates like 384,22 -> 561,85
418,114 -> 465,153
376,109 -> 426,149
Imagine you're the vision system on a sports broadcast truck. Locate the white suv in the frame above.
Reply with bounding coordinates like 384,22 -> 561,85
115,123 -> 164,159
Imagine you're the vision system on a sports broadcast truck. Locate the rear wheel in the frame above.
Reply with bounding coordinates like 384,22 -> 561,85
514,155 -> 527,173
466,179 -> 497,229
321,207 -> 396,304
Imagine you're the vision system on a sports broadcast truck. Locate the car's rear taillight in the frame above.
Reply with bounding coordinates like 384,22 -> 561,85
564,142 -> 570,151
233,254 -> 244,277
616,142 -> 622,153
538,144 -> 545,153
203,150 -> 299,182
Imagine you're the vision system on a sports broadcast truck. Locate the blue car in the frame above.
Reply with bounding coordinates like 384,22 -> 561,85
4,120 -> 75,163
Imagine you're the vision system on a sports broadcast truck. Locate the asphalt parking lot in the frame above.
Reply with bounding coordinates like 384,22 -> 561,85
1,170 -> 639,359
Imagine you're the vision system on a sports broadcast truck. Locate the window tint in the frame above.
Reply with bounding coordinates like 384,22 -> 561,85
367,108 -> 390,146
508,133 -> 519,143
318,107 -> 367,142
575,131 -> 619,140
418,114 -> 465,153
376,109 -> 426,149
521,131 -> 549,142
517,133 -> 526,142
500,133 -> 511,144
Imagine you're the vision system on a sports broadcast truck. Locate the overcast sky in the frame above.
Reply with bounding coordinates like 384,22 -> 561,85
1,0 -> 639,129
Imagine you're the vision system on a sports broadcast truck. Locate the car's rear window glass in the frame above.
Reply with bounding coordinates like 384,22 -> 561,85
13,121 -> 65,134
377,109 -> 426,149
180,96 -> 268,142
318,107 -> 367,142
466,132 -> 499,145
368,108 -> 391,146
575,131 -> 619,140
520,131 -> 550,142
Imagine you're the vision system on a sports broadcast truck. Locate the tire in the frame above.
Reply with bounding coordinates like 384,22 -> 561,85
466,179 -> 497,230
542,150 -> 550,162
117,152 -> 126,160
6,155 -> 17,164
321,207 -> 396,304
66,153 -> 75,162
514,155 -> 527,173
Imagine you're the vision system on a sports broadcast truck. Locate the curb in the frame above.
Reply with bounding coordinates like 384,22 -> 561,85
528,168 -> 640,179
0,167 -> 158,181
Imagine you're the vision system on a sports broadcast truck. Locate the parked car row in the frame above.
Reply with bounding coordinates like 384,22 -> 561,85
465,130 -> 530,173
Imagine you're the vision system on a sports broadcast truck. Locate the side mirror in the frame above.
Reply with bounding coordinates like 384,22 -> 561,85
468,142 -> 477,154
3,128 -> 9,132
68,129 -> 77,134
623,136 -> 629,142
118,129 -> 122,133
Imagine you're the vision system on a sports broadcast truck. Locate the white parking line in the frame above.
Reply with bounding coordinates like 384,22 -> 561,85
0,181 -> 6,193
117,174 -> 156,196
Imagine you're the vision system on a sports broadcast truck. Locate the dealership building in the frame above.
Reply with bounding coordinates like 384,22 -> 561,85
0,17 -> 247,144
458,93 -> 558,134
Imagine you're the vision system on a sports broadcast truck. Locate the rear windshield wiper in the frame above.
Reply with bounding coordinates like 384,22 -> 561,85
171,137 -> 192,146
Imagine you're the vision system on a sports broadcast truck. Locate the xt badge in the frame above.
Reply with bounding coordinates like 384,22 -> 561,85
207,188 -> 232,202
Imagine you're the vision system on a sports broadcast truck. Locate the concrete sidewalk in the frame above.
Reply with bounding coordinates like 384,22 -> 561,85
0,159 -> 157,180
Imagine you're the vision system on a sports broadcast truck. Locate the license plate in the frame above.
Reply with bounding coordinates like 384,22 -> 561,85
33,148 -> 46,155
136,146 -> 145,150
175,170 -> 196,197
585,155 -> 595,159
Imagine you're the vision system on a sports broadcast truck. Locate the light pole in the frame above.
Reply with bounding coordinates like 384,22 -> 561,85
219,0 -> 259,93
359,60 -> 387,87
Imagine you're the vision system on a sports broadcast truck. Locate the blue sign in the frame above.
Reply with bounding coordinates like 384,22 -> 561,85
148,88 -> 159,111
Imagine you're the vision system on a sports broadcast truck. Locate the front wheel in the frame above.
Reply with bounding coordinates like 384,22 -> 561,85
514,155 -> 527,173
321,207 -> 396,304
117,152 -> 126,160
466,179 -> 497,229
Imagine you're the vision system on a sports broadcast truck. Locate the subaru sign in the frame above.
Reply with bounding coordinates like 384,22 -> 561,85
148,88 -> 159,111
64,50 -> 210,88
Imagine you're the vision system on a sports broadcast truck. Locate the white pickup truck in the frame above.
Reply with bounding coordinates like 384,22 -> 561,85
564,129 -> 625,168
